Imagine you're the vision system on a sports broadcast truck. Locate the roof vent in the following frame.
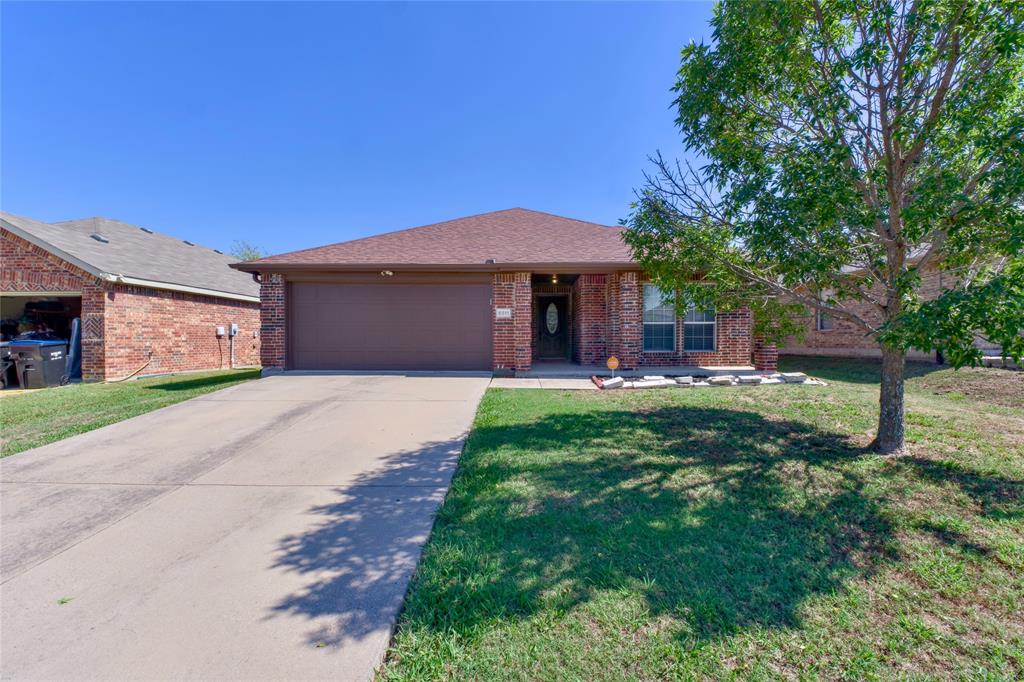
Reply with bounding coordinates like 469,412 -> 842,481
183,240 -> 195,246
90,233 -> 109,243
213,249 -> 223,254
485,258 -> 496,264
139,226 -> 154,234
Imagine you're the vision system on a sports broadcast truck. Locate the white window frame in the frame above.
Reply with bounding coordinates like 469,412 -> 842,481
642,284 -> 676,353
816,309 -> 835,331
816,288 -> 836,332
683,305 -> 716,352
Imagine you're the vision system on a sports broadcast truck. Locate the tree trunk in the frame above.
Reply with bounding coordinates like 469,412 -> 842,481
876,345 -> 906,454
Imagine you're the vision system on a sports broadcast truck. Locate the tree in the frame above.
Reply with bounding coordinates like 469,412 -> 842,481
624,0 -> 1024,454
229,240 -> 266,262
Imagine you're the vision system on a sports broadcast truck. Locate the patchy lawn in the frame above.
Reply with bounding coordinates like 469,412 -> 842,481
381,358 -> 1023,680
0,369 -> 260,457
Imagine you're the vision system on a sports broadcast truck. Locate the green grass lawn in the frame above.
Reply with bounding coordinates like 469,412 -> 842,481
381,358 -> 1023,680
0,369 -> 260,457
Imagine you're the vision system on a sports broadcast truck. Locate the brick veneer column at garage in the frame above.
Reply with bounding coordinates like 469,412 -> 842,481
260,274 -> 286,370
492,272 -> 532,373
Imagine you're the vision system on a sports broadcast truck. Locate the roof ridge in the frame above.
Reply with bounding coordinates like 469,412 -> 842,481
246,208 -> 619,265
245,208 -> 522,262
507,207 -> 619,230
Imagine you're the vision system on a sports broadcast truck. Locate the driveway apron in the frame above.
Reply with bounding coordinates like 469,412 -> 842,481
0,373 -> 489,681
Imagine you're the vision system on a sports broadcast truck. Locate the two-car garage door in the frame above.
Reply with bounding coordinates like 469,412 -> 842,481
289,281 -> 493,371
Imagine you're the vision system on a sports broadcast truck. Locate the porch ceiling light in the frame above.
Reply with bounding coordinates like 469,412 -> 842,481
551,274 -> 558,284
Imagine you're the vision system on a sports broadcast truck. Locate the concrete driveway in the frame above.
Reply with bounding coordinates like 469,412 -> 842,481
0,373 -> 490,681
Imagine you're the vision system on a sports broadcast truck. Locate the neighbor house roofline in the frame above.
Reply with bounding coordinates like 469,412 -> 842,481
1,217 -> 260,303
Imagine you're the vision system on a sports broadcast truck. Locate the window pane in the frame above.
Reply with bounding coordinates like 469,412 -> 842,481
644,323 -> 674,351
684,321 -> 715,351
817,311 -> 834,331
643,285 -> 676,351
643,285 -> 675,323
684,306 -> 715,322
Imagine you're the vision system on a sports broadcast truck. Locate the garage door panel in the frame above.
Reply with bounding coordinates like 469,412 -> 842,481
290,283 -> 492,370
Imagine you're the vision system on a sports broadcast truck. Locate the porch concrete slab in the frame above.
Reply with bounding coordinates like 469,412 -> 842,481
537,379 -> 598,390
522,363 -> 756,378
490,377 -> 542,389
488,377 -> 597,390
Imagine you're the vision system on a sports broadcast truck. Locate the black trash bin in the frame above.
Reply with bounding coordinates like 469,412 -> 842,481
10,339 -> 69,389
0,341 -> 13,389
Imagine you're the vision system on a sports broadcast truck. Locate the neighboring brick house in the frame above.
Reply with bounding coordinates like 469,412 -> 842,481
781,261 -> 1004,362
1,212 -> 261,381
233,208 -> 778,375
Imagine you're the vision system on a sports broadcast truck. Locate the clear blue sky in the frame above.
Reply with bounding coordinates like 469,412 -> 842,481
2,1 -> 713,255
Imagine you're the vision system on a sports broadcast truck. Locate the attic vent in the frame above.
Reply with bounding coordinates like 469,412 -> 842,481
183,240 -> 195,246
90,233 -> 109,243
485,258 -> 496,264
213,249 -> 223,254
139,227 -> 154,234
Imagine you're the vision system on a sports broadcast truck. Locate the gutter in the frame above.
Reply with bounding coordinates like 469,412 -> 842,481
1,219 -> 259,303
229,261 -> 638,275
100,274 -> 260,303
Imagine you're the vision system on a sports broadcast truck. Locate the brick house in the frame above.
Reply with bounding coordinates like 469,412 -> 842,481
233,208 -> 778,375
782,261 -> 1004,362
1,212 -> 261,381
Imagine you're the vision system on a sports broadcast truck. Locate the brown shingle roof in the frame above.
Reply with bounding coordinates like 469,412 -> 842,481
234,208 -> 634,270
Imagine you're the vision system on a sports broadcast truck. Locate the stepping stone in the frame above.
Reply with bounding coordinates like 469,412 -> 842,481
602,376 -> 624,389
708,376 -> 735,386
633,379 -> 674,389
675,376 -> 694,386
781,372 -> 808,383
737,375 -> 763,384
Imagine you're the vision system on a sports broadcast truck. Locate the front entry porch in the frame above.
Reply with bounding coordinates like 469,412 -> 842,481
491,270 -> 778,376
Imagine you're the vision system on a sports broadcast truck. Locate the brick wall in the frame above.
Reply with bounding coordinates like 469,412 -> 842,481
260,274 -> 287,370
492,272 -> 531,372
102,285 -> 260,379
1,229 -> 93,292
572,274 -> 607,364
636,307 -> 754,367
780,262 -> 996,360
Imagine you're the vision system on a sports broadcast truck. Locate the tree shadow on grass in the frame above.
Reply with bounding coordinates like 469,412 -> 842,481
395,406 -> 900,643
267,400 -> 1021,653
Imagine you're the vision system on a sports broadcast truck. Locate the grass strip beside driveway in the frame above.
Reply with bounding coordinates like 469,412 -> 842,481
1,369 -> 260,457
381,358 -> 1023,680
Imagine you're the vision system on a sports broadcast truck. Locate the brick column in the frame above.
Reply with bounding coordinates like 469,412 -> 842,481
513,273 -> 532,372
615,271 -> 643,369
753,337 -> 778,372
492,272 -> 532,374
80,282 -> 107,381
572,274 -> 607,364
260,274 -> 286,372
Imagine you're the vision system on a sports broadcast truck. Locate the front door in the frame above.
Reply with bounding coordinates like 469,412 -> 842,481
536,295 -> 569,359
